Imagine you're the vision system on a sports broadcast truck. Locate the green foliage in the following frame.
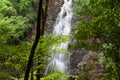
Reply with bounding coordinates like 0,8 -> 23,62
75,63 -> 94,80
14,0 -> 37,23
36,34 -> 70,54
0,0 -> 37,23
0,0 -> 17,16
0,0 -> 37,79
35,34 -> 71,72
0,42 -> 31,79
73,0 -> 120,79
0,15 -> 30,45
0,72 -> 11,80
0,3 -> 70,78
41,72 -> 69,80
0,0 -> 37,45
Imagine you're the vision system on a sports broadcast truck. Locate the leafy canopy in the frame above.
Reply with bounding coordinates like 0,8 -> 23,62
73,0 -> 120,79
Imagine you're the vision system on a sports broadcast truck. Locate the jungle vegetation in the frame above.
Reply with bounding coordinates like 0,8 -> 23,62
0,0 -> 120,80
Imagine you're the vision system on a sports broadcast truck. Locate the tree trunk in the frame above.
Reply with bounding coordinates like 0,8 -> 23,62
24,0 -> 43,80
36,61 -> 43,80
41,0 -> 49,35
31,70 -> 33,80
36,0 -> 49,80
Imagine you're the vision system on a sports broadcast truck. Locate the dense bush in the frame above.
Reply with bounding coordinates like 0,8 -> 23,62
0,0 -> 37,79
73,0 -> 120,79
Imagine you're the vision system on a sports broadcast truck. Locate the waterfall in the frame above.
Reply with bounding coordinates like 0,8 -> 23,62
45,0 -> 73,74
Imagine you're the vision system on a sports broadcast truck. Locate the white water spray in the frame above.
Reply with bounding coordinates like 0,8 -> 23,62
45,0 -> 73,74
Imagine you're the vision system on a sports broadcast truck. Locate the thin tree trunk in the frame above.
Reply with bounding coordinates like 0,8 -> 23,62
31,70 -> 33,80
24,0 -> 43,80
41,0 -> 49,35
36,60 -> 43,80
31,61 -> 34,80
36,0 -> 49,80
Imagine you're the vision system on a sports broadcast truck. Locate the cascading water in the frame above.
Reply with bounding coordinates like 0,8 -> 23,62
45,0 -> 73,74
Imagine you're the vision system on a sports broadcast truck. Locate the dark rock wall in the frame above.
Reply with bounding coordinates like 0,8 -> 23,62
70,49 -> 88,75
45,0 -> 64,34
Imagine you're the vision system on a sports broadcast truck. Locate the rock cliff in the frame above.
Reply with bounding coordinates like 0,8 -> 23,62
45,0 -> 64,34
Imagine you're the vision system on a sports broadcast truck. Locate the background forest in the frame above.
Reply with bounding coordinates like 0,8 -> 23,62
0,0 -> 37,79
0,0 -> 120,80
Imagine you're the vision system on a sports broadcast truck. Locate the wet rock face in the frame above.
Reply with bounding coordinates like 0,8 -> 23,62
45,0 -> 64,34
70,48 -> 88,75
83,51 -> 104,80
70,51 -> 105,80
